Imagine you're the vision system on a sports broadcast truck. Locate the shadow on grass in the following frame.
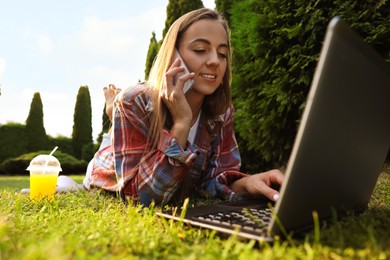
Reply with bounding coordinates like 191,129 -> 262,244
302,207 -> 390,251
303,173 -> 390,250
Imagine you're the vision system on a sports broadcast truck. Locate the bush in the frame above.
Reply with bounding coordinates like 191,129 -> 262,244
0,123 -> 28,163
48,135 -> 74,156
0,150 -> 88,176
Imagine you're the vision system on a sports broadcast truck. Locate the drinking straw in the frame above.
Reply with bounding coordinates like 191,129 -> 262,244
44,146 -> 59,170
49,146 -> 58,156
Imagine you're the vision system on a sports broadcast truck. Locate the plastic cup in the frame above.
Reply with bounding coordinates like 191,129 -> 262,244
27,154 -> 62,201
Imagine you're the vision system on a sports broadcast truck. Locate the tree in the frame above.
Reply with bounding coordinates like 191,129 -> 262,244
25,92 -> 48,152
230,0 -> 390,171
144,32 -> 159,80
215,0 -> 234,25
179,0 -> 204,15
72,85 -> 93,160
162,1 -> 182,39
162,0 -> 204,38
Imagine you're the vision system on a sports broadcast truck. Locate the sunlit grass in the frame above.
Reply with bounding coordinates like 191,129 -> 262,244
0,175 -> 84,190
0,173 -> 389,259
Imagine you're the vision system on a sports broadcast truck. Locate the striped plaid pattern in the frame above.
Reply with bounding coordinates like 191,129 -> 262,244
89,84 -> 247,205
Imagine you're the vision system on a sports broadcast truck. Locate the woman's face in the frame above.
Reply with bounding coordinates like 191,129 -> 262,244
178,19 -> 229,96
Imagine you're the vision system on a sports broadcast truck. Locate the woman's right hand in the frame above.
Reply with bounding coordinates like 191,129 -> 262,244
161,58 -> 195,147
161,58 -> 194,122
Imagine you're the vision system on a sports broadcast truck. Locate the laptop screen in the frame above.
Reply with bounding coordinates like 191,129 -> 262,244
270,16 -> 390,235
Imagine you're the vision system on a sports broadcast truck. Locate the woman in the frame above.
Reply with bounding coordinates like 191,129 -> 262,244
86,8 -> 284,206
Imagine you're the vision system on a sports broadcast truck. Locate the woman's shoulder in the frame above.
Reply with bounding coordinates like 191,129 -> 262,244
216,103 -> 235,121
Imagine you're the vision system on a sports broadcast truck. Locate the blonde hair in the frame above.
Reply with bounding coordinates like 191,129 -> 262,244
147,8 -> 232,148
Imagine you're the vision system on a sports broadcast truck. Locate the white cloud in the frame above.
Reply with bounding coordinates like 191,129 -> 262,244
41,91 -> 71,104
203,0 -> 216,9
85,66 -> 135,86
62,7 -> 165,69
0,88 -> 35,125
40,91 -> 74,137
36,34 -> 53,54
80,16 -> 136,56
20,88 -> 36,103
41,87 -> 107,139
0,88 -> 75,138
65,15 -> 139,62
0,3 -> 197,139
0,58 -> 5,80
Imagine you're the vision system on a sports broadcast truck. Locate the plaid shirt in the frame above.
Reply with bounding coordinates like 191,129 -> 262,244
90,84 -> 247,205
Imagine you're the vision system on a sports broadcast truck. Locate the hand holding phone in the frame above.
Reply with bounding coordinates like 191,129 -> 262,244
173,49 -> 194,94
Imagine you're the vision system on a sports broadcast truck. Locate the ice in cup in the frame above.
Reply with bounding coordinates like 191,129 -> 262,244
27,154 -> 62,201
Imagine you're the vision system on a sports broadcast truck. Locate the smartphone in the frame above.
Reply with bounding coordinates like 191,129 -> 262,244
173,49 -> 194,93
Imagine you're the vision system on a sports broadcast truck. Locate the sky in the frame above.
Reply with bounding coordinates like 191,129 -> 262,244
0,0 -> 215,140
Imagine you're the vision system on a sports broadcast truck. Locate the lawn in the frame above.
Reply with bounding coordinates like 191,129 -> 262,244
0,171 -> 389,259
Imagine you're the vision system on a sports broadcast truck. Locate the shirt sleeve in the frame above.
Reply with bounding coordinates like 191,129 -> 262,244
198,106 -> 248,201
113,87 -> 199,206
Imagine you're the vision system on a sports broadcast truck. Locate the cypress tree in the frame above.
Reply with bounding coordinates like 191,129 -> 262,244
72,86 -> 93,160
162,0 -> 181,39
25,92 -> 48,152
162,0 -> 204,38
144,31 -> 159,80
178,0 -> 204,14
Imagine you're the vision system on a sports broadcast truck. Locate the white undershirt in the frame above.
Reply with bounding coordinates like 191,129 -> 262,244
188,112 -> 201,144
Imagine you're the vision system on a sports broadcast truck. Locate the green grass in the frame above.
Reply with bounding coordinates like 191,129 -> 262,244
0,175 -> 85,190
0,172 -> 389,259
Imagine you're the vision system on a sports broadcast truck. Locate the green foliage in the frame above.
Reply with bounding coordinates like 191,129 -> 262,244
72,86 -> 93,160
144,32 -> 159,80
81,142 -> 95,162
25,92 -> 48,152
179,0 -> 204,14
0,150 -> 87,175
215,0 -> 234,24
48,135 -> 73,156
0,173 -> 389,258
230,0 -> 390,170
0,123 -> 28,163
162,0 -> 180,39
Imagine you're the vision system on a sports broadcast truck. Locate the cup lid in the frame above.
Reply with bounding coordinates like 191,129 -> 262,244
26,154 -> 62,172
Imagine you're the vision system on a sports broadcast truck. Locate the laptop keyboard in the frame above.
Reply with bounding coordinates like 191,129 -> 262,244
192,207 -> 272,234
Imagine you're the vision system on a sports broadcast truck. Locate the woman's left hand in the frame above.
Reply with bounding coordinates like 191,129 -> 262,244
229,170 -> 284,202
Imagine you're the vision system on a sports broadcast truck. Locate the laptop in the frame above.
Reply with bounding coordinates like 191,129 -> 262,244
157,16 -> 390,242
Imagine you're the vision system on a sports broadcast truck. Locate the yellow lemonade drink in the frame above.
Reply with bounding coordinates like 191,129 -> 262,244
27,154 -> 62,202
30,172 -> 58,201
